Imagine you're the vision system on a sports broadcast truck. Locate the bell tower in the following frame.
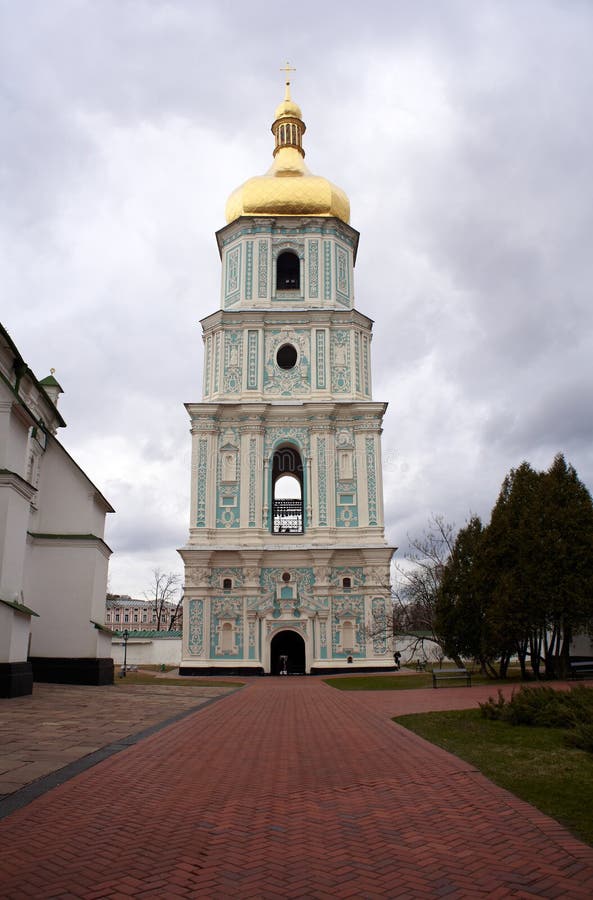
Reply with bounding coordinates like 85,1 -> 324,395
179,72 -> 395,675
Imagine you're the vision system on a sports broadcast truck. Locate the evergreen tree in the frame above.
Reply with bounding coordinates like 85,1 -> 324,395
480,454 -> 593,678
540,454 -> 593,676
435,516 -> 494,672
482,462 -> 545,678
436,454 -> 593,679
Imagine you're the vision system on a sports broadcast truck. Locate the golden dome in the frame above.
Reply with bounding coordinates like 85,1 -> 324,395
274,96 -> 302,120
225,78 -> 350,225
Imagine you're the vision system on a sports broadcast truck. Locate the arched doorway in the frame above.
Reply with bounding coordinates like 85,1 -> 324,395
270,630 -> 306,675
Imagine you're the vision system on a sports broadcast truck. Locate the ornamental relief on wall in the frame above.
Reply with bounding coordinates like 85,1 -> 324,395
266,620 -> 308,637
371,597 -> 389,654
222,331 -> 243,394
330,567 -> 365,587
332,595 -> 364,618
241,567 -> 260,583
263,329 -> 311,396
330,330 -> 351,392
185,567 -> 211,586
364,566 -> 390,587
260,567 -> 314,604
212,597 -> 243,619
210,567 -> 244,587
313,566 -> 332,585
216,427 -> 240,529
264,426 -> 310,457
187,599 -> 204,656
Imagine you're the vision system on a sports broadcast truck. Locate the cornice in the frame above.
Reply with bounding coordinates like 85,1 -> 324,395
27,532 -> 113,558
215,215 -> 359,261
200,307 -> 373,332
186,400 -> 388,424
0,468 -> 37,501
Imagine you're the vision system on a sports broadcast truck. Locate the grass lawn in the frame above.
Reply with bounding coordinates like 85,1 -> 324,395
114,670 -> 242,688
324,674 -> 433,690
395,708 -> 593,846
324,671 -> 525,691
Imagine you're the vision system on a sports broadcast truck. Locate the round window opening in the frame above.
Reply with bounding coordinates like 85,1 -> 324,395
282,572 -> 291,583
276,343 -> 298,370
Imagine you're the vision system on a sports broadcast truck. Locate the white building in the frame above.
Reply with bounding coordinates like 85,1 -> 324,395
178,78 -> 396,675
106,594 -> 182,630
0,324 -> 114,696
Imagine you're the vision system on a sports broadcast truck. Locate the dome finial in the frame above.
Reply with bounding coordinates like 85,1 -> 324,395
280,61 -> 296,101
273,62 -> 304,157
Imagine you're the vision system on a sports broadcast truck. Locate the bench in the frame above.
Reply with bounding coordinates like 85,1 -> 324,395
432,668 -> 472,688
569,660 -> 593,680
415,660 -> 427,672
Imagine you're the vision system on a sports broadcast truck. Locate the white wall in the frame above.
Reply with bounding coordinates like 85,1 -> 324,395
0,483 -> 31,601
112,637 -> 182,668
26,539 -> 111,658
394,636 -> 445,663
0,329 -> 113,672
33,439 -> 108,537
0,604 -> 32,662
571,634 -> 593,656
0,386 -> 30,476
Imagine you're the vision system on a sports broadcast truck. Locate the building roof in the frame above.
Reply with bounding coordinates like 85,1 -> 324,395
113,630 -> 182,639
0,322 -> 114,514
106,596 -> 151,608
106,596 -> 178,608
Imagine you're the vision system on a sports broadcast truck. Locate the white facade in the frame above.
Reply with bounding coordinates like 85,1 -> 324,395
179,92 -> 395,676
105,595 -> 182,630
570,633 -> 593,657
0,324 -> 114,693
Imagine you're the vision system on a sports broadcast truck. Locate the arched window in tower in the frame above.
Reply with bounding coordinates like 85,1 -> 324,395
276,251 -> 300,291
271,445 -> 304,534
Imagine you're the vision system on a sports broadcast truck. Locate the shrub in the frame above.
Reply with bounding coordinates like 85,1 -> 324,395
565,722 -> 593,754
480,685 -> 593,753
502,687 -> 576,728
479,690 -> 508,720
566,685 -> 593,726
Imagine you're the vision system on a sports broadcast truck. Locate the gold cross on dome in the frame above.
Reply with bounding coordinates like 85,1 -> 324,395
280,61 -> 296,98
280,61 -> 296,82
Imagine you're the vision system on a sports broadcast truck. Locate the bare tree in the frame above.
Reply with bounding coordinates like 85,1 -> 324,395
392,515 -> 455,658
144,569 -> 182,631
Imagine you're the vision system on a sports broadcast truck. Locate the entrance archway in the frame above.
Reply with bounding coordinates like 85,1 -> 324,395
270,630 -> 306,675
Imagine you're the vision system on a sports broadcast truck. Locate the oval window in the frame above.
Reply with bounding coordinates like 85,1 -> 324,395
276,344 -> 298,370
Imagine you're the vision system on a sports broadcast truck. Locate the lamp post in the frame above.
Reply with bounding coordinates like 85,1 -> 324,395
121,628 -> 129,677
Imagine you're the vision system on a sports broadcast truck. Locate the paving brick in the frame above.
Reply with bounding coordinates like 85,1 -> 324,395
1,678 -> 593,896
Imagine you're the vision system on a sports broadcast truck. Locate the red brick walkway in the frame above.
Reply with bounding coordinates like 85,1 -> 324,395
1,678 -> 593,898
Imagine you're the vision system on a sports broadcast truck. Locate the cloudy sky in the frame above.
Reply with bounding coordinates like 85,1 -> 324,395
2,0 -> 592,597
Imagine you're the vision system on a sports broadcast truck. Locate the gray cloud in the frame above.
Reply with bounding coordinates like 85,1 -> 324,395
2,0 -> 592,588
